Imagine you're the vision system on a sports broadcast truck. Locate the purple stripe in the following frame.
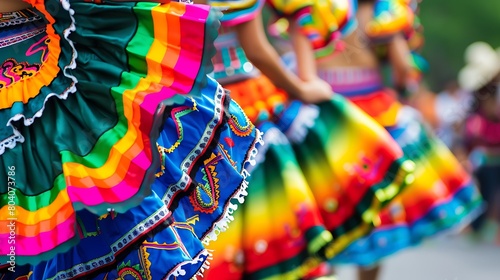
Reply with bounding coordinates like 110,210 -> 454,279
319,68 -> 384,96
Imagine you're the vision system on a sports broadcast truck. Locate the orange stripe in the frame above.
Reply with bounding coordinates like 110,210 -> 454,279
0,202 -> 74,236
160,3 -> 183,87
0,2 -> 62,109
0,1 -> 192,249
0,189 -> 70,227
65,141 -> 142,188
62,3 -> 185,182
350,90 -> 401,127
152,4 -> 173,86
224,76 -> 288,123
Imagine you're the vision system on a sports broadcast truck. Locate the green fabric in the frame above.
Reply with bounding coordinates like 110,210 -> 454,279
0,3 -> 141,211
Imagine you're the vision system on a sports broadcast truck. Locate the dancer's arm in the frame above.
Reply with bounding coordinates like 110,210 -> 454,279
387,31 -> 415,92
289,22 -> 318,82
236,14 -> 332,103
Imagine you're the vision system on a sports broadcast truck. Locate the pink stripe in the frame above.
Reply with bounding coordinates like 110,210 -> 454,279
67,151 -> 150,205
171,6 -> 209,94
185,3 -> 210,18
0,217 -> 75,256
319,68 -> 383,88
67,78 -> 201,206
142,87 -> 177,115
171,59 -> 200,93
67,86 -> 180,207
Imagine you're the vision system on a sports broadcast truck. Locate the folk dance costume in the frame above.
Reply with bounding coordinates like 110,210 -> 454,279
203,0 -> 412,278
306,0 -> 483,266
0,0 -> 261,279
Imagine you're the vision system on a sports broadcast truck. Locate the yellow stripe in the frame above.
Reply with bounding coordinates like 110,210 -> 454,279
210,0 -> 258,10
62,4 -> 175,180
0,190 -> 70,225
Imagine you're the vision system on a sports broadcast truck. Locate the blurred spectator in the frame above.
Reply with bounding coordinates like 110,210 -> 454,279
458,42 -> 500,238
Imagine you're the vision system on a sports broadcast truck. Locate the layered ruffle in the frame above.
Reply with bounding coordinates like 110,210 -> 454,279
204,121 -> 334,280
332,107 -> 483,266
223,75 -> 288,124
0,79 -> 262,275
277,96 -> 413,257
0,0 -> 225,264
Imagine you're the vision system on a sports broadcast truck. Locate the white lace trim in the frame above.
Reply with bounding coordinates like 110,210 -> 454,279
201,128 -> 264,245
165,249 -> 213,280
0,0 -> 78,155
251,126 -> 289,169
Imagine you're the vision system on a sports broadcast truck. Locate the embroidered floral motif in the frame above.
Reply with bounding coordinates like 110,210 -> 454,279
26,35 -> 50,62
0,33 -> 48,88
165,98 -> 198,153
218,142 -> 237,169
155,99 -> 198,178
139,220 -> 198,279
0,58 -> 40,89
13,272 -> 33,280
116,261 -> 146,280
189,153 -> 222,214
227,102 -> 255,137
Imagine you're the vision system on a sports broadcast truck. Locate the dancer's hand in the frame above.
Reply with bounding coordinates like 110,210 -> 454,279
296,78 -> 334,104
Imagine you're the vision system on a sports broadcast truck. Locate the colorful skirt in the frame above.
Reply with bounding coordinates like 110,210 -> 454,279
204,74 -> 411,279
320,67 -> 483,266
221,74 -> 288,124
204,121 -> 333,280
0,0 -> 261,272
277,96 -> 413,256
0,78 -> 261,279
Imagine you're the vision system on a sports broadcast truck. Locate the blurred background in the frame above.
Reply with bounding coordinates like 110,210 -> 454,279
336,1 -> 500,279
336,235 -> 500,280
420,0 -> 500,90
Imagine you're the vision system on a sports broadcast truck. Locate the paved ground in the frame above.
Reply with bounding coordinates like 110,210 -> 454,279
335,232 -> 500,280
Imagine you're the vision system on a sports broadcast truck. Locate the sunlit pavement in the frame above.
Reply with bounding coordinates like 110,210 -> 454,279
335,232 -> 500,280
